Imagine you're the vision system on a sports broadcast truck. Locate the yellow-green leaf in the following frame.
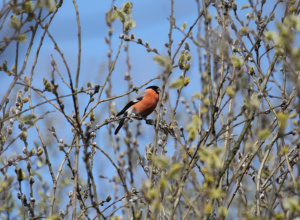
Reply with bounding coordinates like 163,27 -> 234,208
9,16 -> 20,29
278,112 -> 288,130
181,22 -> 187,30
122,2 -> 133,14
170,79 -> 184,88
258,129 -> 271,140
209,188 -> 224,199
114,9 -> 126,22
204,204 -> 213,214
186,114 -> 202,138
226,86 -> 235,98
240,26 -> 249,35
231,54 -> 243,68
159,178 -> 167,192
23,1 -> 33,13
153,55 -> 172,72
168,163 -> 184,178
124,19 -> 136,31
188,128 -> 197,141
178,54 -> 187,69
283,197 -> 299,213
154,155 -> 169,168
16,168 -> 26,182
264,31 -> 277,42
45,0 -> 56,13
193,92 -> 201,100
241,4 -> 251,10
249,94 -> 260,109
290,111 -> 297,118
218,207 -> 228,217
184,77 -> 190,86
272,212 -> 285,220
13,33 -> 27,43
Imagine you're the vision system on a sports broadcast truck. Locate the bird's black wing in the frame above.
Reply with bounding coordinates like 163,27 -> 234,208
116,96 -> 143,116
115,112 -> 127,134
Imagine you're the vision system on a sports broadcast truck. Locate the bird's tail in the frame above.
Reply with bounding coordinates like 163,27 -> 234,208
114,118 -> 125,135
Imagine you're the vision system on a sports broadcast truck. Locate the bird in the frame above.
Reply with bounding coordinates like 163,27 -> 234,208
114,85 -> 161,135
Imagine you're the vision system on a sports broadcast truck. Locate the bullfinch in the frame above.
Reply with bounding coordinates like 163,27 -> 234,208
114,86 -> 161,135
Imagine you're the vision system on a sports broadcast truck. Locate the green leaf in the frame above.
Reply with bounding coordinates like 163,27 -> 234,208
106,10 -> 116,26
203,97 -> 210,106
190,114 -> 201,129
289,111 -> 297,118
46,216 -> 60,220
188,128 -> 197,141
272,212 -> 285,220
193,39 -> 202,47
278,112 -> 288,130
186,114 -> 201,141
154,155 -> 169,168
193,92 -> 201,100
170,78 -> 184,88
205,204 -> 213,214
241,4 -> 251,10
226,86 -> 235,98
178,54 -> 187,69
209,188 -> 224,199
258,129 -> 271,140
181,22 -> 187,31
231,54 -> 243,69
16,168 -> 26,182
218,207 -> 228,217
159,178 -> 167,191
184,77 -> 190,86
198,147 -> 223,169
168,163 -> 184,178
153,55 -> 172,72
23,0 -> 34,13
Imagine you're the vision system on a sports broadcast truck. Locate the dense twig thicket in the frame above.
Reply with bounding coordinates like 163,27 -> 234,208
0,0 -> 300,219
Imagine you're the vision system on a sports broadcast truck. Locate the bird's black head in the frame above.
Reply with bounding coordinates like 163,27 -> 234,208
146,85 -> 161,94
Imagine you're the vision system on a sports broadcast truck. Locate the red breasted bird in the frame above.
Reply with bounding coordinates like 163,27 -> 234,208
114,86 -> 161,135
